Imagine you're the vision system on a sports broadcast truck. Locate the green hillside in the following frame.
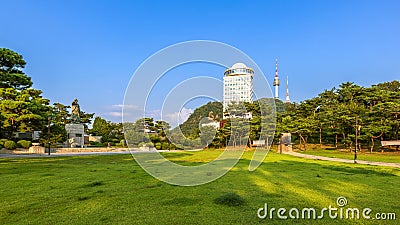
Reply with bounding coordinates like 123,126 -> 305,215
174,98 -> 283,139
175,101 -> 223,138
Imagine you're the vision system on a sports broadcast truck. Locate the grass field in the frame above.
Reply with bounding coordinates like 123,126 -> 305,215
296,147 -> 400,164
0,150 -> 399,224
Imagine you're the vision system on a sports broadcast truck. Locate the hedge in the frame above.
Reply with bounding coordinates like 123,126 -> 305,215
4,140 -> 17,150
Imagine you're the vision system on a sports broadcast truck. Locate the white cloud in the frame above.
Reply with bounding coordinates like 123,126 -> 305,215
104,104 -> 143,122
107,111 -> 123,117
161,107 -> 194,128
103,106 -> 194,128
111,104 -> 142,110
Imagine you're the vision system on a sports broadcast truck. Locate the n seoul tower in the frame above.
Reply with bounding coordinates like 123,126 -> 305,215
273,58 -> 280,99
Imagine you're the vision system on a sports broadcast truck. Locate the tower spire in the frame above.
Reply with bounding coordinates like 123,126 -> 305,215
285,76 -> 290,103
273,58 -> 280,99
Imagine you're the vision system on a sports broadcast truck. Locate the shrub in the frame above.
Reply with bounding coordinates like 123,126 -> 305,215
138,142 -> 154,148
161,142 -> 170,150
90,141 -> 104,147
0,139 -> 8,146
214,193 -> 245,206
120,139 -> 126,147
4,140 -> 17,150
17,140 -> 32,149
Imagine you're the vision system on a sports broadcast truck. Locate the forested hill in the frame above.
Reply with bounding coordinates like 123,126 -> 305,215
174,98 -> 284,138
175,101 -> 223,138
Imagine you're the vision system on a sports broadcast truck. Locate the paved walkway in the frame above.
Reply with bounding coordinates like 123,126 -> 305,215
284,151 -> 400,168
0,150 -> 175,158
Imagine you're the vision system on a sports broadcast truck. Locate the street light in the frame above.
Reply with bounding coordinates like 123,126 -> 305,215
47,117 -> 51,155
354,115 -> 358,163
314,105 -> 324,148
354,115 -> 362,163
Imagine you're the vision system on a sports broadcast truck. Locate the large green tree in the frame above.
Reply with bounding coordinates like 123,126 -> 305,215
90,116 -> 123,144
0,88 -> 50,138
0,48 -> 50,139
0,48 -> 33,90
0,48 -> 51,139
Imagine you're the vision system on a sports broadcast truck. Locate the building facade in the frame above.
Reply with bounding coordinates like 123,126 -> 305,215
223,63 -> 254,115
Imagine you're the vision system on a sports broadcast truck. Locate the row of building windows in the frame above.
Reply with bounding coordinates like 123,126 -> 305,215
224,82 -> 251,86
225,82 -> 251,85
225,90 -> 251,93
224,85 -> 251,89
224,68 -> 254,76
224,93 -> 253,97
224,96 -> 252,100
224,77 -> 251,82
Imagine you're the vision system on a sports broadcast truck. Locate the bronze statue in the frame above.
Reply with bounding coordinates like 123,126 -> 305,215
71,99 -> 81,123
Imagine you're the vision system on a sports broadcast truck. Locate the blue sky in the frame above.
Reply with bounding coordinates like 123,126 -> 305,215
1,0 -> 399,125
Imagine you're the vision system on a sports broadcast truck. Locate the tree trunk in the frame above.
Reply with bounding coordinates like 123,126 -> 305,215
319,126 -> 322,148
297,134 -> 302,149
370,137 -> 374,153
305,136 -> 308,150
335,134 -> 338,149
342,132 -> 347,150
299,134 -> 306,151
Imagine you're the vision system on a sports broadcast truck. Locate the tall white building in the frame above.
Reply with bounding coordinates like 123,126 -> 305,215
223,63 -> 254,114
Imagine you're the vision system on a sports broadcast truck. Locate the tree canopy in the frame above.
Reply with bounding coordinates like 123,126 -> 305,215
0,48 -> 32,90
277,81 -> 400,151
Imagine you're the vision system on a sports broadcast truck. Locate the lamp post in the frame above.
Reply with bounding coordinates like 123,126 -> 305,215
314,105 -> 322,148
47,117 -> 51,155
354,115 -> 358,163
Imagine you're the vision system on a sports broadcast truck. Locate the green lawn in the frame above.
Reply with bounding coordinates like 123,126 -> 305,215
297,148 -> 400,164
0,151 -> 399,224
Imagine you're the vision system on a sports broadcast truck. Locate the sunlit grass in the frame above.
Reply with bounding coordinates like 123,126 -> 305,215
297,147 -> 400,163
0,151 -> 399,224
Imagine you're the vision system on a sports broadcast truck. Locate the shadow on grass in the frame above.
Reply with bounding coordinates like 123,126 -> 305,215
86,181 -> 104,187
321,165 -> 397,176
159,152 -> 194,159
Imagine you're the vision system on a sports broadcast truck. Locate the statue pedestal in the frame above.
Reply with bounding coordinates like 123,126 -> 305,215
280,133 -> 292,153
65,124 -> 85,147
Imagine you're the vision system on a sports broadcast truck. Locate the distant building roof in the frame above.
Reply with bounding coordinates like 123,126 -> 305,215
231,62 -> 247,69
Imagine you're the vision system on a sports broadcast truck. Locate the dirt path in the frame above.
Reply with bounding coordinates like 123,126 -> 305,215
284,151 -> 400,168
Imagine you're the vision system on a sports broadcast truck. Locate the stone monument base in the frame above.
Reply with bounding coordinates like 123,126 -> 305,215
28,146 -> 45,154
279,144 -> 293,153
65,123 -> 85,148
